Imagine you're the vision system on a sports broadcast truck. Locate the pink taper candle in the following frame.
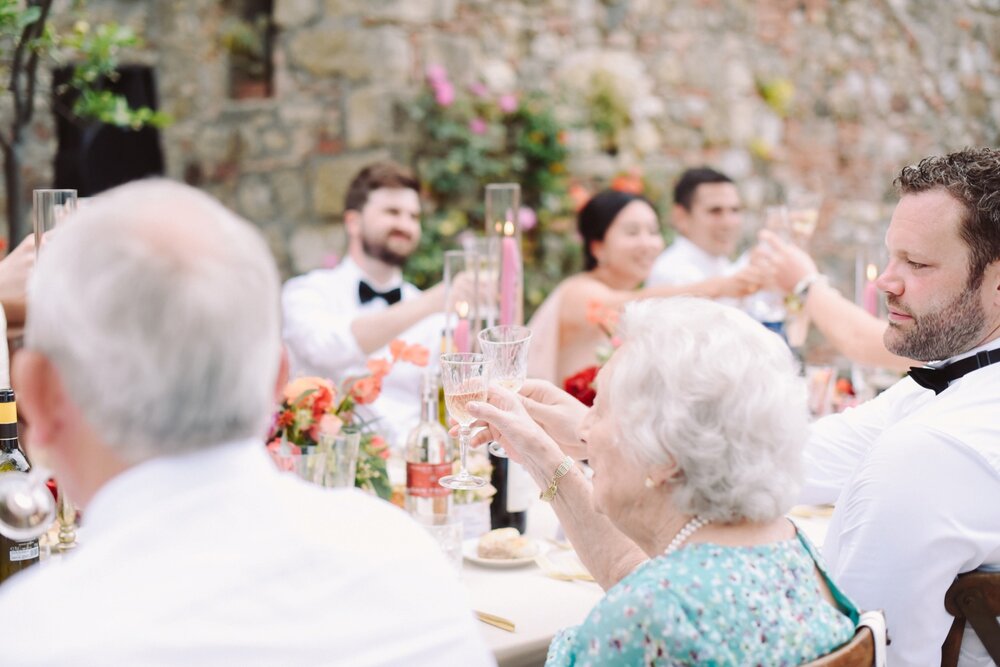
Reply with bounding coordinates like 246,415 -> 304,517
499,223 -> 520,325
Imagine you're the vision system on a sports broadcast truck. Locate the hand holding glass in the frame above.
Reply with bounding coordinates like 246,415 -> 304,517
439,353 -> 490,490
477,325 -> 532,457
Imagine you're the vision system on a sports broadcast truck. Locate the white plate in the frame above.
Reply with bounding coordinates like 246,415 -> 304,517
462,537 -> 547,568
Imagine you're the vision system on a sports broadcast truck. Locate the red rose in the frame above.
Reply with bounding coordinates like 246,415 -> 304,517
563,366 -> 599,407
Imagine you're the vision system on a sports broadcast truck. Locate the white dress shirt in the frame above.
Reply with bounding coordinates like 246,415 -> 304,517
282,258 -> 445,448
0,440 -> 494,666
802,341 -> 1000,667
646,236 -> 734,287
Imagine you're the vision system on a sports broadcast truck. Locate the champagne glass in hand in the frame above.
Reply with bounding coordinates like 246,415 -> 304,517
477,325 -> 532,457
439,353 -> 491,489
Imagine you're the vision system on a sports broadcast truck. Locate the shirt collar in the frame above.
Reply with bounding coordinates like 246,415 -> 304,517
930,337 -> 1000,369
673,235 -> 732,271
82,438 -> 272,541
340,256 -> 404,292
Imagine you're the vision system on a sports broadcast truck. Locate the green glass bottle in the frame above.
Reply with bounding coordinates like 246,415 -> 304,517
0,388 -> 41,585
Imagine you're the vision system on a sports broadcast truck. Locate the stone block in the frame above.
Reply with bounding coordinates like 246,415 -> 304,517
360,0 -> 457,23
287,24 -> 370,79
312,150 -> 391,217
275,0 -> 320,27
289,224 -> 348,275
236,175 -> 278,224
346,86 -> 393,149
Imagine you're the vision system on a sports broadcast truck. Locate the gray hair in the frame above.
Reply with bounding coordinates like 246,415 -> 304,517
26,179 -> 282,462
609,298 -> 806,523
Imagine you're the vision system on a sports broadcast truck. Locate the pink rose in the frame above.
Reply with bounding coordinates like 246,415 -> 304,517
498,94 -> 518,113
425,64 -> 448,84
468,82 -> 488,98
469,117 -> 488,135
434,81 -> 455,107
518,206 -> 537,231
319,414 -> 343,438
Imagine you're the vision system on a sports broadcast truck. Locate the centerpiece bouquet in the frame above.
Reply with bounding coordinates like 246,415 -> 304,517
267,339 -> 429,499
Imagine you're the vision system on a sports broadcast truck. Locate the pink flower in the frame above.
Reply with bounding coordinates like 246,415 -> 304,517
434,81 -> 455,107
518,206 -> 537,231
426,64 -> 448,84
498,94 -> 518,113
468,82 -> 488,98
318,414 -> 343,438
469,117 -> 488,135
322,253 -> 340,269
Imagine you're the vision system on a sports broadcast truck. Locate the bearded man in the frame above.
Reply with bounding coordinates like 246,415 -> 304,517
801,148 -> 1000,666
282,162 -> 449,447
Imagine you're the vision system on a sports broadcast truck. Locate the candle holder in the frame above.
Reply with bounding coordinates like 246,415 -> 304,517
443,249 -> 477,354
484,184 -> 523,326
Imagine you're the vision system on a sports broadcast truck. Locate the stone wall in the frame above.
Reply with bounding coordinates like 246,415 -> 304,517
2,0 -> 998,278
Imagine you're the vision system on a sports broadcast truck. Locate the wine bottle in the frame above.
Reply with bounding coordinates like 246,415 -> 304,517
0,388 -> 41,585
405,372 -> 453,519
489,454 -> 529,534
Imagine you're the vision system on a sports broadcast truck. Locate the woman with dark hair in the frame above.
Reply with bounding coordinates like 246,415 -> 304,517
527,190 -> 760,399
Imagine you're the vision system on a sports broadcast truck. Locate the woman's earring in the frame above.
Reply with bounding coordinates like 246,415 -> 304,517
644,477 -> 657,489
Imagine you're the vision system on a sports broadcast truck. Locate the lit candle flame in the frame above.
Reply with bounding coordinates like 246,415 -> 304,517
866,263 -> 878,281
503,220 -> 515,236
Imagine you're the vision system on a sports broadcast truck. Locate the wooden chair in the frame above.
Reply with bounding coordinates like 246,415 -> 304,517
941,569 -> 1000,667
802,610 -> 887,667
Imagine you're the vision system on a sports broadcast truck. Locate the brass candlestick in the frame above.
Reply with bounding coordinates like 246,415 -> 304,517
56,492 -> 77,553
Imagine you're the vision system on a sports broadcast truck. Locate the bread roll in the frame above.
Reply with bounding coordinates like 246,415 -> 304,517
477,527 -> 538,559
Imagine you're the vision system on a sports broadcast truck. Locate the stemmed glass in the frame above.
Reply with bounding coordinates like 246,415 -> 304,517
438,353 -> 490,490
477,325 -> 532,458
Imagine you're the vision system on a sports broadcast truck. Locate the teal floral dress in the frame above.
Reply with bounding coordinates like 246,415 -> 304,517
546,527 -> 857,666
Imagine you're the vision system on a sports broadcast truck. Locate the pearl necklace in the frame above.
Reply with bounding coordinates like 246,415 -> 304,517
663,516 -> 710,556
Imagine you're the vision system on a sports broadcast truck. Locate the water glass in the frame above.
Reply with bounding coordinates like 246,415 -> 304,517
270,447 -> 328,485
322,428 -> 361,488
414,514 -> 463,573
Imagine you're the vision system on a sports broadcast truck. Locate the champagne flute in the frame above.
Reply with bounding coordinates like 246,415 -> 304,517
477,325 -> 532,458
32,188 -> 80,552
438,353 -> 490,490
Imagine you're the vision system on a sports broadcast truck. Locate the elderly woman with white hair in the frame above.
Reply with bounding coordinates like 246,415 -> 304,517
468,297 -> 859,665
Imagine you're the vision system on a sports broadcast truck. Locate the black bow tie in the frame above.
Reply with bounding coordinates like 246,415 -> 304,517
908,348 -> 1000,395
358,280 -> 402,306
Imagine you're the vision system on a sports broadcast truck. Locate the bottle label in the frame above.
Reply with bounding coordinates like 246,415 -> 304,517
506,460 -> 534,513
406,462 -> 453,498
9,541 -> 39,562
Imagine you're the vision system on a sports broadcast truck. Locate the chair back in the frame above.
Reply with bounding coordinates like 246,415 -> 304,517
941,569 -> 1000,667
801,610 -> 887,667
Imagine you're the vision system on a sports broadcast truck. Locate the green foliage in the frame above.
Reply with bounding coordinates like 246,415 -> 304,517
756,76 -> 795,118
59,20 -> 172,128
587,70 -> 630,155
407,71 -> 582,316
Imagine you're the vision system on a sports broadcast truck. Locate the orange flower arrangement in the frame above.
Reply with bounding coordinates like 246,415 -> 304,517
267,339 -> 429,498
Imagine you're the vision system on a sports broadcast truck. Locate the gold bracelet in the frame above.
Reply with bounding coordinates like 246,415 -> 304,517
540,456 -> 575,502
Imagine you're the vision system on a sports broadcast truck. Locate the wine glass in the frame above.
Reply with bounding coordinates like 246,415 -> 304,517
477,325 -> 532,458
438,353 -> 490,490
0,467 -> 57,542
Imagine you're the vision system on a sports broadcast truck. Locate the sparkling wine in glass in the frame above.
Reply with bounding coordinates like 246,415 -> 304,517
439,353 -> 490,490
477,325 -> 532,458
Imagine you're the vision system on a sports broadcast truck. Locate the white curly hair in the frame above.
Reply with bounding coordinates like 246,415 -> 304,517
607,297 -> 807,523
